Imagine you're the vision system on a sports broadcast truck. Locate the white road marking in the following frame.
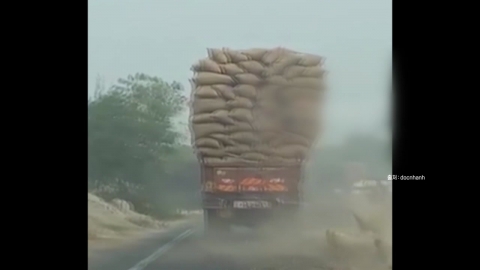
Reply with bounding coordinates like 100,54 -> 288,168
127,229 -> 193,270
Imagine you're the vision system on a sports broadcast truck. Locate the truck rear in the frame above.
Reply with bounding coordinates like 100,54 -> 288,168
188,47 -> 326,234
201,164 -> 304,232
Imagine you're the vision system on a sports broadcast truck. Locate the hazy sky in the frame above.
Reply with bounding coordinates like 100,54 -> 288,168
88,0 -> 391,144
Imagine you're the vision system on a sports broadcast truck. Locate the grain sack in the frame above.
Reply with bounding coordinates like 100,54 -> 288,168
256,144 -> 276,155
196,147 -> 226,157
207,48 -> 229,64
233,85 -> 257,99
207,48 -> 251,63
190,47 -> 326,164
195,138 -> 221,148
230,131 -> 258,144
224,49 -> 250,63
192,99 -> 227,114
210,133 -> 236,145
203,157 -> 254,164
227,97 -> 254,109
241,152 -> 267,161
252,117 -> 282,132
297,53 -> 323,66
239,48 -> 269,61
193,72 -> 235,85
194,86 -> 220,99
191,110 -> 234,125
261,47 -> 293,65
254,101 -> 278,113
265,75 -> 288,86
211,85 -> 236,100
191,58 -> 222,73
258,131 -> 277,141
222,64 -> 245,75
234,73 -> 262,85
256,84 -> 280,99
225,144 -> 251,154
228,108 -> 254,122
225,121 -> 253,132
265,54 -> 303,77
237,61 -> 265,75
191,123 -> 226,138
269,157 -> 299,164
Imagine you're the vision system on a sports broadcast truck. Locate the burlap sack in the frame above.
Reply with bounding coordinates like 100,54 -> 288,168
196,147 -> 226,157
258,131 -> 278,141
269,156 -> 299,164
193,72 -> 235,85
265,75 -> 288,86
194,86 -> 220,99
296,53 -> 323,66
191,110 -> 234,125
207,48 -> 229,64
238,48 -> 269,61
226,97 -> 254,109
251,117 -> 282,132
225,144 -> 252,154
203,157 -> 255,164
191,123 -> 226,138
228,108 -> 254,122
232,84 -> 257,99
254,101 -> 278,114
256,144 -> 276,155
237,61 -> 265,75
192,99 -> 228,114
225,121 -> 253,132
211,85 -> 236,100
207,48 -> 253,64
190,47 -> 326,164
230,131 -> 258,144
222,64 -> 245,75
191,58 -> 222,73
260,47 -> 294,65
241,152 -> 267,161
233,73 -> 262,85
265,55 -> 303,77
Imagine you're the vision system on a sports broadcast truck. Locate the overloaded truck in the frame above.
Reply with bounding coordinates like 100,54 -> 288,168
188,47 -> 326,232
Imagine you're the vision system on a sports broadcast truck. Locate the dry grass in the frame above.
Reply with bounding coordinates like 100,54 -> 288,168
88,193 -> 167,241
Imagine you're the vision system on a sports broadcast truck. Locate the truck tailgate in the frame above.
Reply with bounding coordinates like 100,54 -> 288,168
211,167 -> 300,193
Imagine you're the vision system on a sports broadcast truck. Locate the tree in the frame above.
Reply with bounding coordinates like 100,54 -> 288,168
88,73 -> 187,214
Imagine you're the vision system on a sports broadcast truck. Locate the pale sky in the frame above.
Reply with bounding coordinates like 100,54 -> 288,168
88,0 -> 392,144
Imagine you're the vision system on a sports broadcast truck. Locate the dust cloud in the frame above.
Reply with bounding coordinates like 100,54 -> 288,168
186,189 -> 392,270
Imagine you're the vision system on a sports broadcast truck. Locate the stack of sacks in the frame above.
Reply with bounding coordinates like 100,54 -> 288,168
189,47 -> 326,164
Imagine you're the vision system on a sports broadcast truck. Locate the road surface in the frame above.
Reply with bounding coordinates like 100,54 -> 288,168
89,216 -> 257,270
89,215 -> 329,270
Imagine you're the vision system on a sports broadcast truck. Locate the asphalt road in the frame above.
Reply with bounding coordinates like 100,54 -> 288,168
88,215 -> 330,270
88,216 -> 258,270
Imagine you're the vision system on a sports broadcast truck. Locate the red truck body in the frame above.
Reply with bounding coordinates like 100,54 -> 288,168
199,162 -> 304,231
